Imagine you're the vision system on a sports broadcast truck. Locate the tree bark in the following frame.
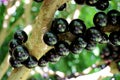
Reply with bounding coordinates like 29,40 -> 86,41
8,0 -> 69,80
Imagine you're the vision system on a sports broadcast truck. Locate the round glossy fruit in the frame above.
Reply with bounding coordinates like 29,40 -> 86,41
100,46 -> 111,60
74,0 -> 85,4
9,39 -> 22,51
93,12 -> 107,28
70,41 -> 83,54
38,56 -> 48,67
86,0 -> 98,6
85,41 -> 96,50
109,31 -> 120,46
107,10 -> 120,26
85,27 -> 102,42
69,19 -> 86,36
22,56 -> 38,68
9,57 -> 22,68
14,30 -> 28,43
95,0 -> 109,10
51,18 -> 68,34
58,3 -> 66,11
43,31 -> 58,46
55,41 -> 69,56
34,0 -> 43,2
74,36 -> 87,48
12,45 -> 29,62
107,44 -> 119,58
71,36 -> 87,52
99,33 -> 109,44
45,49 -> 61,62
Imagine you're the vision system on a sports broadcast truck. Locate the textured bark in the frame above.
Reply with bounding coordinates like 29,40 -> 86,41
8,0 -> 69,80
0,55 -> 9,80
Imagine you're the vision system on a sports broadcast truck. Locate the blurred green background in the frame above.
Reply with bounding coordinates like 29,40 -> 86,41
0,0 -> 120,80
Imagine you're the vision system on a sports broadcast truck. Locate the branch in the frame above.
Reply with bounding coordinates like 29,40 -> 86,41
8,0 -> 69,80
24,0 -> 32,25
0,55 -> 9,80
102,25 -> 120,32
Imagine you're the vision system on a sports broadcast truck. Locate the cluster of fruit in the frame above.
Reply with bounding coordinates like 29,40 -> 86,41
9,0 -> 120,69
74,0 -> 110,11
94,9 -> 120,27
43,18 -> 102,55
8,30 -> 38,68
100,43 -> 120,71
33,0 -> 110,11
40,18 -> 70,67
42,9 -> 120,67
100,43 -> 120,61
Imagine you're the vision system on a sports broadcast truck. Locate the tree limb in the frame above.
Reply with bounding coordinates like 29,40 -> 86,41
8,0 -> 69,80
0,55 -> 9,80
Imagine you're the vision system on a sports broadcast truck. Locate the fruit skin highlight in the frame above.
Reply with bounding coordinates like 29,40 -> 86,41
107,10 -> 120,26
93,12 -> 107,28
51,18 -> 69,34
69,19 -> 86,36
95,0 -> 109,10
14,30 -> 28,43
55,41 -> 70,56
43,31 -> 58,46
12,45 -> 29,62
109,31 -> 120,46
